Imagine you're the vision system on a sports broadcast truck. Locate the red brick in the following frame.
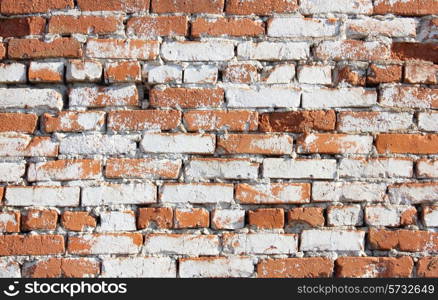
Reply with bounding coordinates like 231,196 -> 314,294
1,0 -> 74,14
0,113 -> 38,133
257,258 -> 333,278
108,110 -> 181,132
0,44 -> 5,59
335,65 -> 366,86
0,234 -> 65,255
23,258 -> 99,278
175,208 -> 209,229
369,229 -> 438,252
8,38 -> 82,59
376,134 -> 438,154
43,111 -> 106,133
49,16 -> 121,35
226,0 -> 298,15
288,207 -> 325,227
392,42 -> 438,64
137,207 -> 173,229
150,87 -> 224,108
417,257 -> 438,278
22,209 -> 58,231
28,63 -> 63,83
260,110 -> 336,133
105,61 -> 141,83
248,208 -> 284,229
336,256 -> 413,278
218,134 -> 293,155
184,110 -> 258,132
61,211 -> 96,231
367,64 -> 402,84
127,16 -> 188,37
0,211 -> 20,232
77,0 -> 149,11
0,17 -> 45,38
105,158 -> 181,179
192,17 -> 264,37
151,0 -> 224,13
374,0 -> 438,16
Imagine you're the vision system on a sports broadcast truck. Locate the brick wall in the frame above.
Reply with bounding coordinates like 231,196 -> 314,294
0,0 -> 437,278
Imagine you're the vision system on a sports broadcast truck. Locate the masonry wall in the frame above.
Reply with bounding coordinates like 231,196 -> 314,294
0,0 -> 437,278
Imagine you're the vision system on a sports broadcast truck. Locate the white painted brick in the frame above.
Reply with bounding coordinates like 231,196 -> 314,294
388,183 -> 438,205
140,133 -> 215,154
67,60 -> 102,82
102,257 -> 176,278
238,42 -> 309,61
100,211 -> 136,231
60,134 -> 137,155
211,209 -> 245,230
82,183 -> 156,206
186,158 -> 259,180
0,134 -> 58,157
0,63 -> 26,83
5,186 -> 80,206
301,230 -> 365,251
223,233 -> 298,255
365,205 -> 415,227
29,62 -> 64,82
0,88 -> 63,111
418,112 -> 438,131
161,41 -> 234,61
0,212 -> 19,233
417,160 -> 438,178
423,206 -> 438,227
268,17 -> 340,37
27,160 -> 101,182
297,133 -> 373,154
339,158 -> 413,178
405,63 -> 438,84
302,88 -> 376,108
346,18 -> 417,38
298,65 -> 332,84
143,234 -> 220,256
379,85 -> 438,109
71,234 -> 141,255
337,112 -> 413,132
327,205 -> 363,226
0,259 -> 20,278
180,257 -> 254,278
300,0 -> 373,14
184,65 -> 218,83
144,65 -> 183,84
312,182 -> 386,203
263,159 -> 336,179
236,183 -> 310,204
262,64 -> 295,84
0,162 -> 26,182
315,41 -> 390,61
160,183 -> 233,204
225,85 -> 301,108
69,84 -> 138,108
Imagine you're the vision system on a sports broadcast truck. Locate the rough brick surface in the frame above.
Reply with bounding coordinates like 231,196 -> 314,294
0,0 -> 435,279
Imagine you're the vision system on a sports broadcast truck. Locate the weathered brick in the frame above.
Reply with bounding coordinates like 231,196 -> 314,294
315,40 -> 390,61
417,257 -> 438,278
288,207 -> 324,227
0,211 -> 20,232
392,42 -> 438,63
82,183 -> 156,206
49,15 -> 122,35
0,88 -> 63,111
66,60 -> 102,82
365,205 -> 417,227
102,257 -> 175,278
28,159 -> 101,182
374,0 -> 438,16
0,113 -> 37,133
226,0 -> 297,14
417,159 -> 438,178
327,205 -> 363,226
106,158 -> 182,180
60,134 -> 137,155
418,112 -> 438,131
186,158 -> 258,180
339,158 -> 413,178
312,182 -> 386,203
300,0 -> 373,14
268,17 -> 339,38
336,257 -> 413,278
68,233 -> 142,255
376,134 -> 438,154
0,259 -> 20,277
1,0 -> 73,14
184,110 -> 258,132
100,211 -> 136,232
297,133 -> 373,154
0,162 -> 26,182
258,258 -> 333,278
211,209 -> 245,230
226,86 -> 301,108
184,65 -> 217,84
180,257 -> 254,278
236,183 -> 310,204
137,207 -> 173,229
43,111 -> 105,133
263,159 -> 336,179
86,39 -> 159,60
223,63 -> 259,83
369,229 -> 438,252
405,63 -> 438,84
144,234 -> 220,256
248,208 -> 284,229
337,112 -> 412,132
5,186 -> 79,206
141,133 -> 215,154
0,17 -> 45,37
192,17 -> 264,37
8,38 -> 82,59
260,110 -> 335,133
0,134 -> 58,157
69,84 -> 139,108
29,62 -> 64,83
335,64 -> 366,86
21,209 -> 58,231
144,65 -> 183,84
127,16 -> 188,38
108,110 -> 181,132
302,88 -> 376,108
161,41 -> 234,61
379,85 -> 438,109
0,63 -> 27,83
77,0 -> 149,12
160,183 -> 233,204
105,61 -> 141,83
261,64 -> 296,83
0,235 -> 65,256
61,211 -> 96,231
218,134 -> 293,155
388,183 -> 438,205
238,41 -> 309,61
223,233 -> 298,255
23,258 -> 99,278
367,64 -> 402,84
297,65 -> 332,84
174,208 -> 209,229
150,87 -> 223,108
151,0 -> 224,13
301,230 -> 365,251
347,18 -> 416,38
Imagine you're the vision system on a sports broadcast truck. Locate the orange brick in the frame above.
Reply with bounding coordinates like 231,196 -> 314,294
288,207 -> 325,227
0,17 -> 46,37
175,208 -> 209,229
417,257 -> 438,278
297,133 -> 372,154
61,211 -> 96,231
257,258 -> 333,278
105,61 -> 141,83
67,233 -> 143,255
151,0 -> 224,13
8,38 -> 82,59
218,134 -> 293,155
150,87 -> 224,108
23,258 -> 99,278
43,111 -> 106,133
77,0 -> 149,11
0,113 -> 38,133
376,134 -> 438,154
108,110 -> 181,132
392,42 -> 438,64
248,208 -> 284,229
374,0 -> 438,16
49,15 -> 121,35
336,256 -> 413,278
127,16 -> 188,37
369,229 -> 438,252
192,17 -> 264,37
367,64 -> 402,84
28,62 -> 64,82
0,43 -> 5,59
0,211 -> 20,232
335,65 -> 366,86
184,110 -> 258,132
28,159 -> 101,182
105,158 -> 182,179
1,0 -> 73,14
137,207 -> 173,229
226,0 -> 298,15
260,110 -> 336,133
22,209 -> 58,231
223,63 -> 259,83
0,234 -> 65,255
